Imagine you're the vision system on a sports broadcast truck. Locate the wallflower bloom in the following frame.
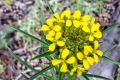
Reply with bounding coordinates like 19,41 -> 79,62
82,17 -> 102,41
84,40 -> 103,62
41,10 -> 103,76
52,48 -> 76,72
70,63 -> 86,76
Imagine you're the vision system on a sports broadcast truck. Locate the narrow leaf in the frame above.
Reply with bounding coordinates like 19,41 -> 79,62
30,51 -> 53,61
104,44 -> 117,55
5,25 -> 48,45
7,46 -> 38,72
102,56 -> 120,65
21,73 -> 29,79
28,66 -> 53,80
82,73 -> 90,80
45,0 -> 54,14
84,73 -> 111,80
102,23 -> 120,34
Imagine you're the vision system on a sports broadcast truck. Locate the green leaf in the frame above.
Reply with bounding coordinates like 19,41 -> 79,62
30,51 -> 53,61
84,73 -> 111,80
7,46 -> 38,72
39,5 -> 45,24
7,46 -> 52,79
82,73 -> 90,80
5,25 -> 48,45
51,68 -> 57,80
28,66 -> 53,80
104,44 -> 117,55
102,23 -> 120,34
45,0 -> 54,14
42,74 -> 52,80
21,73 -> 29,79
102,56 -> 120,65
77,0 -> 83,13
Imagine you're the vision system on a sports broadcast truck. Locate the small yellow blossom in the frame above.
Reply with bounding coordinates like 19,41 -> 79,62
84,40 -> 103,62
70,63 -> 85,76
52,48 -> 76,72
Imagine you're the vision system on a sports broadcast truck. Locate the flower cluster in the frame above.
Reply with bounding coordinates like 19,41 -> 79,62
41,10 -> 103,76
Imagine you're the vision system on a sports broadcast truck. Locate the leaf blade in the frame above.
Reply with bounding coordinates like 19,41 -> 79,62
84,73 -> 111,80
30,51 -> 53,61
28,66 -> 53,80
104,44 -> 117,55
102,56 -> 120,65
45,0 -> 54,14
5,25 -> 48,45
7,46 -> 38,72
82,73 -> 90,80
102,23 -> 120,34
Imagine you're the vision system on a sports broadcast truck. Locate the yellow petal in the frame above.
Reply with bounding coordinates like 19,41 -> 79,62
86,57 -> 94,65
96,50 -> 103,57
61,48 -> 70,59
73,10 -> 81,19
49,43 -> 56,51
84,46 -> 89,55
77,52 -> 84,60
52,59 -> 62,66
46,34 -> 54,41
55,32 -> 62,40
89,35 -> 94,41
64,10 -> 71,18
70,67 -> 76,75
54,25 -> 61,32
91,23 -> 100,32
66,20 -> 72,27
54,12 -> 60,19
48,30 -> 55,36
90,17 -> 95,25
82,26 -> 90,32
93,30 -> 102,38
60,63 -> 67,72
61,12 -> 65,19
46,18 -> 56,26
56,41 -> 65,46
82,15 -> 90,21
70,71 -> 74,75
66,56 -> 76,64
41,25 -> 50,31
73,20 -> 81,28
78,67 -> 86,71
83,59 -> 90,69
77,69 -> 82,76
94,40 -> 99,50
84,46 -> 93,55
93,54 -> 99,62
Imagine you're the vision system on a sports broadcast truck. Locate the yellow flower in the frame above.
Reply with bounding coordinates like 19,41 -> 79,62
82,14 -> 90,22
82,22 -> 102,41
77,52 -> 94,69
73,10 -> 81,20
70,63 -> 85,76
41,18 -> 57,32
53,25 -> 62,32
53,12 -> 65,23
84,40 -> 103,62
52,48 -> 76,72
49,40 -> 65,51
41,25 -> 50,31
